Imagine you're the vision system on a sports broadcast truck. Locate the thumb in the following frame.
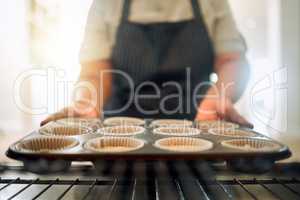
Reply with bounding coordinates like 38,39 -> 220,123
40,108 -> 75,126
227,107 -> 253,128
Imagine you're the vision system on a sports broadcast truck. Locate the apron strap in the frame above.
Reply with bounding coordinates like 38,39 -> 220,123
190,0 -> 204,21
121,0 -> 132,22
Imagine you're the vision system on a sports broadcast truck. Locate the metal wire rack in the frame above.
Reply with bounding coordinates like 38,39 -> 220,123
0,162 -> 300,200
0,177 -> 300,200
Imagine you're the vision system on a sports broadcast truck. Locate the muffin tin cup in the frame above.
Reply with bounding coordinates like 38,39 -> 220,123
150,119 -> 193,128
55,118 -> 102,130
39,124 -> 92,137
16,137 -> 78,153
153,127 -> 201,136
103,117 -> 145,126
154,137 -> 213,152
55,117 -> 100,126
221,138 -> 281,152
84,137 -> 145,153
196,120 -> 239,131
98,125 -> 145,136
209,128 -> 257,138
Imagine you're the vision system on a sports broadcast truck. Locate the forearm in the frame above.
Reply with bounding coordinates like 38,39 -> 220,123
208,53 -> 250,101
196,53 -> 252,127
75,60 -> 112,115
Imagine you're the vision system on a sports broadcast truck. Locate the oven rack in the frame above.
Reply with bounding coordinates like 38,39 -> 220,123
1,161 -> 300,200
0,177 -> 299,200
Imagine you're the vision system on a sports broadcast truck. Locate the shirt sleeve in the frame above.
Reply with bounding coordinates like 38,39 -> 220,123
79,0 -> 113,62
211,0 -> 247,55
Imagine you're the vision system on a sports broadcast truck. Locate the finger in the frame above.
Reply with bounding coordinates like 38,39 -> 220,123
196,102 -> 220,121
40,112 -> 65,126
195,111 -> 219,121
215,99 -> 230,120
40,108 -> 76,126
227,107 -> 254,128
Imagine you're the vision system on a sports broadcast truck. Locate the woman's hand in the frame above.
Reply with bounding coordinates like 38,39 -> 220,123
40,101 -> 99,126
195,95 -> 253,128
195,52 -> 252,128
41,60 -> 112,126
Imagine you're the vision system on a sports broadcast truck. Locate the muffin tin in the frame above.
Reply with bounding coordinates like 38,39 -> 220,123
6,118 -> 291,173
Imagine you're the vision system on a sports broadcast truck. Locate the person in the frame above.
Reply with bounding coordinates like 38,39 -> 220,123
41,0 -> 253,127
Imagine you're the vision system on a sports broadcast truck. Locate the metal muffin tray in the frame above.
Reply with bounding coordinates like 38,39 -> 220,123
6,119 -> 291,173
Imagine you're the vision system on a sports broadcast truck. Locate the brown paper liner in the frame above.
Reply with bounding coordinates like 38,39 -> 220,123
85,137 -> 144,153
196,120 -> 239,131
103,117 -> 145,126
55,118 -> 102,128
221,139 -> 281,151
154,137 -> 213,152
98,126 -> 145,136
153,127 -> 200,136
17,137 -> 78,153
39,125 -> 91,136
150,119 -> 193,128
209,129 -> 257,138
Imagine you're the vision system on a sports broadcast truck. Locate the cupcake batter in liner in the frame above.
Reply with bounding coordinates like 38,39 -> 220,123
84,137 -> 144,153
98,125 -> 145,136
150,119 -> 193,128
39,124 -> 92,136
221,138 -> 281,152
209,128 -> 257,138
153,127 -> 201,136
154,137 -> 213,152
17,137 -> 78,153
196,120 -> 239,131
103,117 -> 145,126
55,118 -> 102,130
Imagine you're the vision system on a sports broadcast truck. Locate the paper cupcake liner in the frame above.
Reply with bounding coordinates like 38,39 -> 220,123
17,137 -> 78,153
103,117 -> 145,126
150,119 -> 193,128
39,124 -> 91,136
154,137 -> 213,152
55,118 -> 102,129
221,139 -> 281,152
98,126 -> 145,136
196,120 -> 239,131
209,129 -> 257,138
153,127 -> 201,136
85,137 -> 144,153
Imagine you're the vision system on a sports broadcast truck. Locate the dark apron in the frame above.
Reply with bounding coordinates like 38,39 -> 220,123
104,0 -> 215,120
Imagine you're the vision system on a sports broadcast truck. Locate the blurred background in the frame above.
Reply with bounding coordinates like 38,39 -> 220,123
0,0 -> 299,161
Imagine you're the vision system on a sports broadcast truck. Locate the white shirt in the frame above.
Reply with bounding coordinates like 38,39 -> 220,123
79,0 -> 247,62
